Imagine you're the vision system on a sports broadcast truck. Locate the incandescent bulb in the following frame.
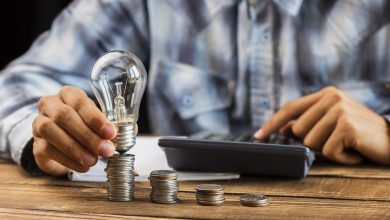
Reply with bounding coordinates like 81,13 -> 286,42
90,51 -> 147,153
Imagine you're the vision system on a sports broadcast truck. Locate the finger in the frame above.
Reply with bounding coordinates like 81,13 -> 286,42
279,120 -> 296,137
256,91 -> 323,139
33,137 -> 69,176
33,115 -> 98,167
291,99 -> 332,139
40,96 -> 114,157
322,128 -> 362,165
34,137 -> 90,174
58,86 -> 116,139
292,89 -> 347,138
303,107 -> 339,150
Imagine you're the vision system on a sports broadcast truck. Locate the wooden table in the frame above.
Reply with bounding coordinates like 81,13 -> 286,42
0,159 -> 389,219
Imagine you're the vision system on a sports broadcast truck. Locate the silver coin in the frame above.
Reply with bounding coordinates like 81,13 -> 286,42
151,199 -> 179,204
149,178 -> 177,182
196,191 -> 224,196
149,170 -> 179,204
150,170 -> 177,180
149,180 -> 178,185
150,185 -> 179,190
151,192 -> 177,196
195,184 -> 225,206
151,196 -> 178,200
196,200 -> 224,206
106,168 -> 133,170
196,194 -> 224,199
196,198 -> 225,203
150,170 -> 176,175
105,153 -> 136,202
195,184 -> 224,192
196,197 -> 225,202
240,194 -> 269,207
151,190 -> 178,193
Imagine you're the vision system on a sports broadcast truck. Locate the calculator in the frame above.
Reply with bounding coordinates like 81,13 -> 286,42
158,132 -> 315,178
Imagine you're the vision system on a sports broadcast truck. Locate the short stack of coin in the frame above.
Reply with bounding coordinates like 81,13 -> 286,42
149,170 -> 179,204
240,194 -> 269,207
105,153 -> 135,202
195,184 -> 225,206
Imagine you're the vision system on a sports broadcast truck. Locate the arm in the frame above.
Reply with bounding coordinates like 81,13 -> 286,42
0,0 -> 149,175
255,87 -> 390,165
254,1 -> 390,165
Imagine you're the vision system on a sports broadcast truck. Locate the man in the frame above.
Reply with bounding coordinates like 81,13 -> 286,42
1,0 -> 390,176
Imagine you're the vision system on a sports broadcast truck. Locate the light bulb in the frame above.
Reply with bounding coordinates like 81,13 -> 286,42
90,51 -> 147,153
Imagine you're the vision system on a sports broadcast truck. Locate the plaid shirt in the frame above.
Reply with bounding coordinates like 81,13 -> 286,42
1,0 -> 390,167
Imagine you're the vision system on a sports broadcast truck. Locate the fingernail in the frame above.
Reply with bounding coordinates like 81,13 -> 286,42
101,124 -> 116,139
98,141 -> 115,157
254,129 -> 263,139
83,154 -> 97,166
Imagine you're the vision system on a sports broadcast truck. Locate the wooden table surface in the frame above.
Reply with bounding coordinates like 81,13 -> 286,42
0,159 -> 389,220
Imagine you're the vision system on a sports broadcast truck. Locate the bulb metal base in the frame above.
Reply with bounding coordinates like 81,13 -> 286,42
113,123 -> 136,153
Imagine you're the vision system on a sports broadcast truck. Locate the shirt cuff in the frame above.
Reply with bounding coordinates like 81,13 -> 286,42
7,110 -> 36,166
7,108 -> 46,176
383,115 -> 390,126
20,138 -> 46,176
2,107 -> 46,176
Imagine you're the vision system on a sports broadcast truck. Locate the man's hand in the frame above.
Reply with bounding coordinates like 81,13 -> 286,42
254,86 -> 390,165
32,86 -> 117,176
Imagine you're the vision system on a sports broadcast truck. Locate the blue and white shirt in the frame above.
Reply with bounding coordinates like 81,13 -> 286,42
1,0 -> 390,170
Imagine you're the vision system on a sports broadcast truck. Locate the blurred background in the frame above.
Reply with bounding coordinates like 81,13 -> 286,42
0,0 -> 71,68
0,0 -> 151,133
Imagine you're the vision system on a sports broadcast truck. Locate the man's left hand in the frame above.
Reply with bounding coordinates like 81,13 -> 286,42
254,86 -> 390,165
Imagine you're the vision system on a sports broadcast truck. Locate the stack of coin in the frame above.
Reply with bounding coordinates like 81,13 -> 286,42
240,194 -> 269,207
195,184 -> 225,206
149,170 -> 179,204
105,153 -> 135,202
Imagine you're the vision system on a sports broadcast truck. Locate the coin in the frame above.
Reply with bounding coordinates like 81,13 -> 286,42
195,184 -> 224,192
151,170 -> 178,177
240,194 -> 269,207
149,170 -> 179,204
195,184 -> 224,206
105,153 -> 135,202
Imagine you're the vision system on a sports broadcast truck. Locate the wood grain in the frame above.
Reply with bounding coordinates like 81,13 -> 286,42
0,160 -> 390,219
309,162 -> 390,179
136,177 -> 390,202
0,183 -> 388,220
0,208 -> 173,220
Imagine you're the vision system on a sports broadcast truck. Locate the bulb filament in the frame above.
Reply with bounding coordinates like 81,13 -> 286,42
114,82 -> 127,122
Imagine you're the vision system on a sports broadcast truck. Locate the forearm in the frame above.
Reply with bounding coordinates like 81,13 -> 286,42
0,67 -> 60,169
0,0 -> 150,175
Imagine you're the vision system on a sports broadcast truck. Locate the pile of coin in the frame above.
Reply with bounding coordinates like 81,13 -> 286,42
105,153 -> 135,201
240,194 -> 269,207
195,184 -> 225,206
149,170 -> 179,204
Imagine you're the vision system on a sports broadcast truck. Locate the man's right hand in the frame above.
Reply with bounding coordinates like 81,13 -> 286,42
32,86 -> 117,176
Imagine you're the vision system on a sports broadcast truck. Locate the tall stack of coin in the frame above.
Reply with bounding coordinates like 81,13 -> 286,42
195,184 -> 225,206
149,170 -> 179,204
105,153 -> 135,202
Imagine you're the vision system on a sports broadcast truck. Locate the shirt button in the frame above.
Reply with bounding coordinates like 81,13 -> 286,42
181,94 -> 194,107
228,81 -> 236,92
259,98 -> 271,108
262,31 -> 270,42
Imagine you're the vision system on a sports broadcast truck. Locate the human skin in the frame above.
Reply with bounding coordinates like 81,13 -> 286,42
32,86 -> 116,176
33,86 -> 390,176
254,86 -> 390,165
